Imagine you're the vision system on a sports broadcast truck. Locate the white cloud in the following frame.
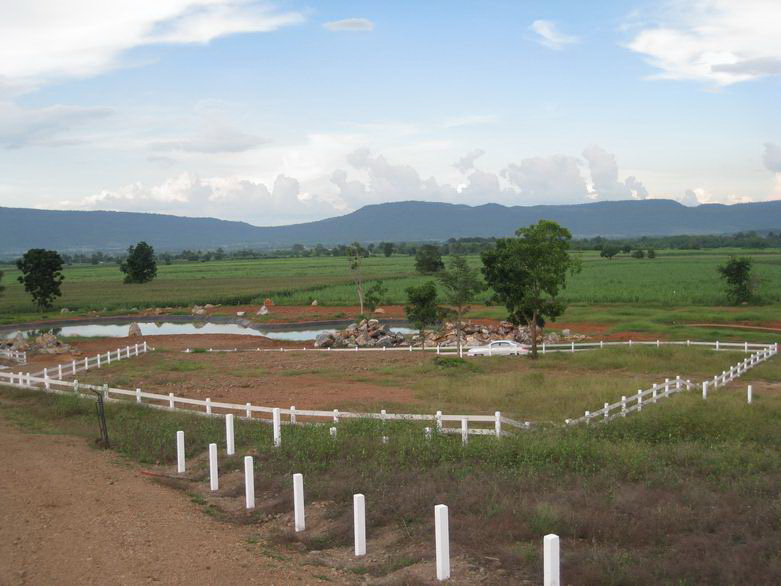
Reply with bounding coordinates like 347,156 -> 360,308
0,1 -> 304,90
763,142 -> 781,172
502,155 -> 588,203
441,114 -> 497,129
582,145 -> 648,199
323,18 -> 374,32
152,125 -> 267,154
530,20 -> 579,50
626,0 -> 781,86
0,101 -> 113,148
453,149 -> 486,174
680,186 -> 754,205
61,171 -> 337,225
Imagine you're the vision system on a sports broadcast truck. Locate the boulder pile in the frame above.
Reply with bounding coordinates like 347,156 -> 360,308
314,319 -> 407,348
1,331 -> 76,355
418,321 -> 586,347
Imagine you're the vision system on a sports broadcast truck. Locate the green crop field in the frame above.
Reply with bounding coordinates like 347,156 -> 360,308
1,249 -> 780,322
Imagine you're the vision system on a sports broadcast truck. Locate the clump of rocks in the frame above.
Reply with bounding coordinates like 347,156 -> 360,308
419,321 -> 586,347
2,331 -> 76,355
128,323 -> 142,337
314,319 -> 407,348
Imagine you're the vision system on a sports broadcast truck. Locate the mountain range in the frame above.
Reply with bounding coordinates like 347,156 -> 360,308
1,199 -> 780,254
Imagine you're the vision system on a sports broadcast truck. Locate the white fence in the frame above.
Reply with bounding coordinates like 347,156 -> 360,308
27,341 -> 150,379
567,343 -> 778,426
0,349 -> 27,364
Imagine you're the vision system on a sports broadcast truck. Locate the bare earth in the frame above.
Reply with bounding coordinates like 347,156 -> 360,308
0,417 -> 345,585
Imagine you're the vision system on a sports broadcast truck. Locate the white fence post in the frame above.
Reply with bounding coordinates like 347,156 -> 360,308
107,351 -> 111,364
330,426 -> 337,439
290,406 -> 296,424
167,392 -> 174,409
425,427 -> 433,440
435,504 -> 450,581
621,396 -> 627,416
44,368 -> 49,390
72,359 -> 76,375
495,411 -> 501,438
461,418 -> 468,444
209,443 -> 219,491
58,364 -> 62,379
543,534 -> 560,586
244,456 -> 255,509
702,381 -> 708,400
245,403 -> 252,418
294,473 -> 305,532
226,414 -> 235,455
354,493 -> 366,557
84,357 -> 88,370
176,430 -> 185,473
603,402 -> 609,420
747,385 -> 752,405
97,354 -> 101,368
205,397 -> 211,415
333,409 -> 340,424
435,410 -> 442,431
273,408 -> 282,447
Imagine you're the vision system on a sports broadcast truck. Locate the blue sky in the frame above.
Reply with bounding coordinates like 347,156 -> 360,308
0,0 -> 779,225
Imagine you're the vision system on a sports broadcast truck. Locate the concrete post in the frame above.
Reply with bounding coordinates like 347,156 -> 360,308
544,534 -> 560,586
176,431 -> 185,473
136,388 -> 141,403
435,504 -> 450,581
354,494 -> 366,556
290,406 -> 296,424
244,456 -> 255,509
495,411 -> 502,438
226,414 -> 235,455
205,397 -> 211,415
245,403 -> 251,418
294,473 -> 305,532
461,418 -> 468,444
209,443 -> 219,491
747,385 -> 752,405
169,393 -> 175,409
273,408 -> 281,447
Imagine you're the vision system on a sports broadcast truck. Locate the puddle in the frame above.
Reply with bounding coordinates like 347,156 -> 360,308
3,321 -> 417,341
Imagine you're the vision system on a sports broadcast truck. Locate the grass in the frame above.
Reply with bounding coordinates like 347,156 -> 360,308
2,249 -> 781,322
2,372 -> 781,584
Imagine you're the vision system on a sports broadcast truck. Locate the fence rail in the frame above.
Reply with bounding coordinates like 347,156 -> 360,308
27,342 -> 150,379
0,349 -> 27,364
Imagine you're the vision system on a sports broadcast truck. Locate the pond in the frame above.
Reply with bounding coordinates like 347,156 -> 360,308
2,321 -> 418,342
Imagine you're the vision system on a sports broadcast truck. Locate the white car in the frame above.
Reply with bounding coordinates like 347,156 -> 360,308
467,340 -> 528,356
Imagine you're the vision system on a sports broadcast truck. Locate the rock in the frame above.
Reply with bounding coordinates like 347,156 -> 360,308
263,298 -> 274,307
205,304 -> 215,309
11,333 -> 28,351
314,332 -> 335,348
367,318 -> 380,329
562,328 -> 571,337
311,300 -> 318,306
191,305 -> 207,316
355,332 -> 370,347
373,307 -> 385,314
128,323 -> 142,337
374,335 -> 395,347
237,319 -> 252,328
60,308 -> 70,314
257,305 -> 269,316
236,311 -> 245,317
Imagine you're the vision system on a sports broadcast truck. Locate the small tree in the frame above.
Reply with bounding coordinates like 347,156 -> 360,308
718,256 -> 753,304
599,245 -> 620,259
382,242 -> 395,257
364,280 -> 388,313
404,281 -> 441,349
647,249 -> 656,259
631,249 -> 645,259
120,241 -> 158,284
16,249 -> 65,311
481,220 -> 580,359
415,244 -> 445,274
438,255 -> 485,356
348,242 -> 366,315
0,270 -> 4,297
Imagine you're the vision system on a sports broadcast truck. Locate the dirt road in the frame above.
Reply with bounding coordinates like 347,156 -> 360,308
0,418 -> 344,585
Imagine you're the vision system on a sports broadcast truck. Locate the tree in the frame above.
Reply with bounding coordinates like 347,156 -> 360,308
631,249 -> 645,259
647,249 -> 656,259
364,280 -> 388,313
348,242 -> 367,315
0,270 -> 4,297
16,249 -> 65,311
481,220 -> 580,359
438,255 -> 485,357
718,256 -> 753,304
599,245 -> 620,259
415,244 -> 445,274
404,281 -> 441,349
382,242 -> 395,257
120,241 -> 158,284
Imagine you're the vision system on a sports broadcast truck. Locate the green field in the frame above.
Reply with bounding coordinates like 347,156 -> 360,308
1,250 -> 780,323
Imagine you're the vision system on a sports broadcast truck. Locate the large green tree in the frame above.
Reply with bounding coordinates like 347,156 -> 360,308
404,281 -> 441,349
718,256 -> 753,304
481,220 -> 580,358
16,249 -> 65,311
415,244 -> 445,274
120,241 -> 158,284
438,255 -> 485,356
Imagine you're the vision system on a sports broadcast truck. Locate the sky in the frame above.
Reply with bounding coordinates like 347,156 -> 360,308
0,0 -> 779,226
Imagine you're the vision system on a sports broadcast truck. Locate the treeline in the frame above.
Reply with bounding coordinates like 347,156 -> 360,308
42,230 -> 781,266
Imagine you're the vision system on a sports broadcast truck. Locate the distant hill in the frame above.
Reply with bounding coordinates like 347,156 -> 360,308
1,199 -> 780,254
